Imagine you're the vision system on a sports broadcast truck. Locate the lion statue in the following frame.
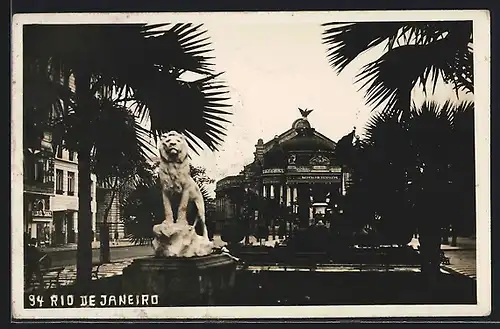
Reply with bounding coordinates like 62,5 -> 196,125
152,131 -> 213,257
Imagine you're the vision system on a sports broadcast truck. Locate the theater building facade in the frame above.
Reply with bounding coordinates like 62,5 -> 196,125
215,110 -> 352,235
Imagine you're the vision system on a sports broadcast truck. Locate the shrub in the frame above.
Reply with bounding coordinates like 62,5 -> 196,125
221,220 -> 245,245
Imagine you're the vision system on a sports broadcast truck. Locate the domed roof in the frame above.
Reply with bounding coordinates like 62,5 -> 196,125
281,128 -> 335,152
292,118 -> 311,130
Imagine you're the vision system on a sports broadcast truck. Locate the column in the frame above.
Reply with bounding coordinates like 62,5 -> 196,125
293,186 -> 298,213
270,185 -> 276,239
286,186 -> 291,207
341,173 -> 346,196
71,211 -> 77,243
280,185 -> 285,239
280,185 -> 285,205
91,211 -> 97,242
30,223 -> 37,239
275,185 -> 282,239
63,213 -> 68,245
274,184 -> 281,202
263,184 -> 267,198
292,186 -> 299,233
48,221 -> 54,246
73,212 -> 78,243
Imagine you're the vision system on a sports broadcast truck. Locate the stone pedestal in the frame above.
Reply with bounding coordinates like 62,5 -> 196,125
122,253 -> 237,306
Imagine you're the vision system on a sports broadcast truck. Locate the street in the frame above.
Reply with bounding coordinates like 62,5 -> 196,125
26,236 -> 477,293
46,245 -> 154,268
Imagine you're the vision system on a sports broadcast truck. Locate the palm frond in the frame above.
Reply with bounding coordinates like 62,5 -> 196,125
91,98 -> 154,181
143,23 -> 216,76
322,21 -> 473,113
24,23 -> 233,155
23,58 -> 74,149
355,36 -> 472,113
322,22 -> 405,73
136,73 -> 232,152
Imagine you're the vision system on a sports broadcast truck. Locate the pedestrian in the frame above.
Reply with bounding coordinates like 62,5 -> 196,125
24,234 -> 45,289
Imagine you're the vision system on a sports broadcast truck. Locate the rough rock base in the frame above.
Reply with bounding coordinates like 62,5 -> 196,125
152,221 -> 213,257
121,254 -> 237,306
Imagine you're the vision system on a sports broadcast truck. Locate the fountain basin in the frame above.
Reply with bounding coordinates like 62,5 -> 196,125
121,253 -> 237,306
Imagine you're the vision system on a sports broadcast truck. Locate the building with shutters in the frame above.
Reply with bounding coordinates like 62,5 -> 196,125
23,132 -> 56,246
24,71 -> 127,246
23,133 -> 99,246
51,146 -> 98,245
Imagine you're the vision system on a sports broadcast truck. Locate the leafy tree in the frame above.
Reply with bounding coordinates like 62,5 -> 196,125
255,225 -> 270,246
24,23 -> 231,287
220,219 -> 246,247
189,165 -> 216,187
97,161 -> 156,263
121,165 -> 217,244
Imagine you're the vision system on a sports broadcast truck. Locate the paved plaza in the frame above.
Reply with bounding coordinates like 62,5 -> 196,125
27,236 -> 477,292
442,250 -> 477,280
408,237 -> 477,279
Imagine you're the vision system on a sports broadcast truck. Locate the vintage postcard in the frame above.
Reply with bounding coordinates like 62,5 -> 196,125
11,10 -> 491,320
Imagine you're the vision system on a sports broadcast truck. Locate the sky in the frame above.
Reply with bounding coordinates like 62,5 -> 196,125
171,19 -> 474,196
186,21 -> 373,183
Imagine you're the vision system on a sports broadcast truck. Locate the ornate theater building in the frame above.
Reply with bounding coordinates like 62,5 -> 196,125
215,109 -> 352,236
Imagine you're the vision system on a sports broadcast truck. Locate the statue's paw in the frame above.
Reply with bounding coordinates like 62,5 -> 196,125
152,225 -> 163,236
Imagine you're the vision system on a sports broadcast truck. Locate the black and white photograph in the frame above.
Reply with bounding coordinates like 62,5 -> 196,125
11,10 -> 491,319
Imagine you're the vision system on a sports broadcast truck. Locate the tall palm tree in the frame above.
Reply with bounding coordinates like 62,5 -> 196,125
24,23 -> 231,288
346,100 -> 474,279
448,102 -> 476,240
86,93 -> 155,263
322,21 -> 473,113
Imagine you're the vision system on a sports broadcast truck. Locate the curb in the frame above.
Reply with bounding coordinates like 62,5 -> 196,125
42,243 -> 147,253
442,265 -> 477,280
442,248 -> 476,251
45,255 -> 152,272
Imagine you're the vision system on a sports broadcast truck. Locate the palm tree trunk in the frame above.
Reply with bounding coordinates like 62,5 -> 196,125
75,71 -> 94,288
76,144 -> 93,288
100,178 -> 119,263
418,200 -> 442,287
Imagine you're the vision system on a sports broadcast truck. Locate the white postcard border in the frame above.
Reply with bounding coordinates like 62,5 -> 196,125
11,10 -> 491,319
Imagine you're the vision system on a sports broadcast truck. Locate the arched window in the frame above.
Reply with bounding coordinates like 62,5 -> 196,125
35,199 -> 44,211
